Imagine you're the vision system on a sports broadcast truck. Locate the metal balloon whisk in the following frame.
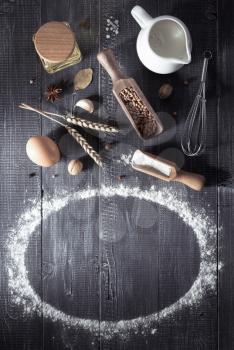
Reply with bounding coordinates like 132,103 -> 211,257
181,50 -> 212,156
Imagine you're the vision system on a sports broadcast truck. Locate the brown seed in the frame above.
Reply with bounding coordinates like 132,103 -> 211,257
104,143 -> 112,150
68,160 -> 83,175
117,175 -> 125,181
159,83 -> 173,99
119,86 -> 158,138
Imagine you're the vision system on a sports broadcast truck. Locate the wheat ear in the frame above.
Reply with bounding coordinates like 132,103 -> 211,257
19,103 -> 103,167
65,114 -> 118,133
66,126 -> 103,167
45,111 -> 119,133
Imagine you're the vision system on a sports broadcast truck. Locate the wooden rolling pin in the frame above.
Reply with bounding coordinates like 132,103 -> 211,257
97,48 -> 163,139
132,150 -> 205,191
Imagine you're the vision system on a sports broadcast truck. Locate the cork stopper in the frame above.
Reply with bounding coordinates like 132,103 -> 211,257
34,21 -> 76,63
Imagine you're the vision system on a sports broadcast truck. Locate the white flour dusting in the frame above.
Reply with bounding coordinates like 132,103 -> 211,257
7,185 -> 219,340
117,152 -> 133,166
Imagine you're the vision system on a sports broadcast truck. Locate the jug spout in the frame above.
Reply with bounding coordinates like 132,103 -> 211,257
171,29 -> 192,65
173,52 -> 191,65
183,53 -> 191,64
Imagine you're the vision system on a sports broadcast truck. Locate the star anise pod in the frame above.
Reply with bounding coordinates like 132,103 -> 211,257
45,84 -> 62,102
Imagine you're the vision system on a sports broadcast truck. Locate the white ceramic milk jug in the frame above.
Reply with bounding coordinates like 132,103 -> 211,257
131,6 -> 192,74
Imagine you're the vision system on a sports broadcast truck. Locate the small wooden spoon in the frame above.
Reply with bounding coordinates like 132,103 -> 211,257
132,150 -> 205,191
97,48 -> 163,139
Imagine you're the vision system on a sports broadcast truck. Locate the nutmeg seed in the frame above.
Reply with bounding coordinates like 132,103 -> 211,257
158,83 -> 173,99
68,160 -> 83,175
74,98 -> 94,113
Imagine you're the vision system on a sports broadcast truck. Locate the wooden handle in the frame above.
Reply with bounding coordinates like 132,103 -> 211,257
97,48 -> 125,83
174,170 -> 205,191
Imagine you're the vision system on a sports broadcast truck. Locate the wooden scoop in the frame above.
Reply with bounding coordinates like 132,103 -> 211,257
97,49 -> 163,139
131,150 -> 205,191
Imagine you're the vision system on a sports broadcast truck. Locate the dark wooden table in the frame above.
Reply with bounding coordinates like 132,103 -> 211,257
0,0 -> 233,349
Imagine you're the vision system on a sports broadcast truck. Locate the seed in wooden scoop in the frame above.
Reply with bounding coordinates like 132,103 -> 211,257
68,159 -> 83,175
158,83 -> 173,99
74,68 -> 93,91
119,86 -> 158,138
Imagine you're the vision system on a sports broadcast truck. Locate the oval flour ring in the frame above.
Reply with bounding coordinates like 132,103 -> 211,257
7,185 -> 217,340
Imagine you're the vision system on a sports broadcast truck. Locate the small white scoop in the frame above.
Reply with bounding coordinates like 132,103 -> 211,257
131,150 -> 205,191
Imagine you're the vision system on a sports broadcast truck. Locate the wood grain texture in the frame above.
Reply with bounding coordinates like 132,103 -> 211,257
40,0 -> 101,349
0,0 -> 42,349
155,1 -> 218,348
217,0 -> 234,349
34,21 -> 76,63
98,48 -> 164,139
1,0 -> 234,349
99,0 -> 218,349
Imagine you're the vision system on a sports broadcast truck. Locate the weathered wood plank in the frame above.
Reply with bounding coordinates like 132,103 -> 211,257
99,0 -> 218,349
0,0 -> 224,348
217,0 -> 234,348
0,0 -> 42,349
155,0 -> 218,349
40,0 -> 101,349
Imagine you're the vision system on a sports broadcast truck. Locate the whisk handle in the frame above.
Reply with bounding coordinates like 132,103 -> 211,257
174,170 -> 205,191
201,59 -> 209,82
201,50 -> 212,82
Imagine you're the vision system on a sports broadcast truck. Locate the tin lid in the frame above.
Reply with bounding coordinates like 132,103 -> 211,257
34,21 -> 76,63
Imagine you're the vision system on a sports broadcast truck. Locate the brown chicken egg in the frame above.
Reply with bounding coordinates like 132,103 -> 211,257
26,136 -> 60,167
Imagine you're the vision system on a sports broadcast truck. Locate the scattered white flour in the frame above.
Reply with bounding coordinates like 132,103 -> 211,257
105,17 -> 119,39
7,185 -> 219,340
117,152 -> 133,166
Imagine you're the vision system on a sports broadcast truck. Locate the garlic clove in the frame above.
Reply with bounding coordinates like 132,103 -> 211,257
74,98 -> 94,113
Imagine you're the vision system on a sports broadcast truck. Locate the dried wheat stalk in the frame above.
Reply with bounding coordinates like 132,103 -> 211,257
66,126 -> 103,167
19,103 -> 103,167
64,114 -> 118,133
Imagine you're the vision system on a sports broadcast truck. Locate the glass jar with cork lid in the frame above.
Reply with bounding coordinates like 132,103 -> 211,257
33,21 -> 82,74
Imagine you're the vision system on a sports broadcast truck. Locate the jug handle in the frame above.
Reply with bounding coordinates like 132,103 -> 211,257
97,49 -> 125,84
131,6 -> 153,29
